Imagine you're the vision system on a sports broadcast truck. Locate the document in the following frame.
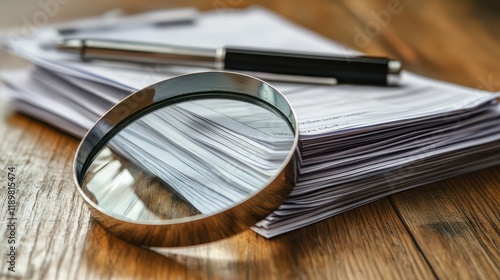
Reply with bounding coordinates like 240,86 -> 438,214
2,7 -> 500,237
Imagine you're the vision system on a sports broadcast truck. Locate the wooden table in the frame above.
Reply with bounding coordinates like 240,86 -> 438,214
0,0 -> 499,279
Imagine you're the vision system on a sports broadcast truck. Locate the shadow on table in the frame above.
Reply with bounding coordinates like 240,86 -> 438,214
82,221 -> 305,279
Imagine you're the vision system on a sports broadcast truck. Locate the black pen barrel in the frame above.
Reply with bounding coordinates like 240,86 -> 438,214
223,47 -> 398,85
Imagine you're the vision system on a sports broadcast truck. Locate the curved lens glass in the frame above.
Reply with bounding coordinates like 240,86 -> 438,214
81,97 -> 294,222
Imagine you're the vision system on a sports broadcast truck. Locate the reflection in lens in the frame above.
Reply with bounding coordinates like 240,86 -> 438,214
82,98 -> 294,222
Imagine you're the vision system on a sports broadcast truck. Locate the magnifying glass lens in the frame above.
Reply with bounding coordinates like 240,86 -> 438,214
74,72 -> 299,246
81,98 -> 294,222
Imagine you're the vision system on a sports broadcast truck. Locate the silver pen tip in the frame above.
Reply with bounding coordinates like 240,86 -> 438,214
388,60 -> 402,74
387,60 -> 402,86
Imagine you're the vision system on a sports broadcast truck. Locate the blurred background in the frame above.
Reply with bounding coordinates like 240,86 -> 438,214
1,0 -> 500,90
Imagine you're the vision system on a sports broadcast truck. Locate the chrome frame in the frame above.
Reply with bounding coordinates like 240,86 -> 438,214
73,71 -> 299,247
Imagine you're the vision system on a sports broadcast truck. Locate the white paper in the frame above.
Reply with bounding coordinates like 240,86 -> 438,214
2,7 -> 500,237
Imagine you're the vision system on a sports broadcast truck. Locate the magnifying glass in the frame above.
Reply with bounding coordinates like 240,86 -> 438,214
73,71 -> 299,247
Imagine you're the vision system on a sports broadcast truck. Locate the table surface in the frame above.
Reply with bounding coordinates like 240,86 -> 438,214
0,0 -> 499,279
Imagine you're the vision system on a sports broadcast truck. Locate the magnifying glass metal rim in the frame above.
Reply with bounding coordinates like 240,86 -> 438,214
73,71 -> 299,247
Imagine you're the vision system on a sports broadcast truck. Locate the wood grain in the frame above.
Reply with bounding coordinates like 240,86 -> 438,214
1,0 -> 500,279
0,112 -> 434,278
390,168 -> 500,279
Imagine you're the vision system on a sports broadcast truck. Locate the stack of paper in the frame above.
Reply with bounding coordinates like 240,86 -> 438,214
2,7 -> 500,238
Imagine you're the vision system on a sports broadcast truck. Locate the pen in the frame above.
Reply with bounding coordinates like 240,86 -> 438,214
56,38 -> 402,86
